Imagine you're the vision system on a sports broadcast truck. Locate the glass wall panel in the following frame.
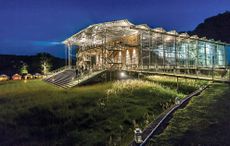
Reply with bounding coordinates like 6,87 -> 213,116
152,33 -> 164,67
188,40 -> 197,67
197,41 -> 206,67
141,31 -> 151,68
164,35 -> 176,66
216,45 -> 225,66
177,39 -> 188,67
206,43 -> 215,67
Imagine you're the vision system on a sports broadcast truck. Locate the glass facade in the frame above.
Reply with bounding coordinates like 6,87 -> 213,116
140,32 -> 227,70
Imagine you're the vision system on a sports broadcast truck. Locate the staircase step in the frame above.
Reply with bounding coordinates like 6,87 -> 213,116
44,68 -> 107,88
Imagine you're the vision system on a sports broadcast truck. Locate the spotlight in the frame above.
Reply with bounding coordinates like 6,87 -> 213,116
120,72 -> 126,78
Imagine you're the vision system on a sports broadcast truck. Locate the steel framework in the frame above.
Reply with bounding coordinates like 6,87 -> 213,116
63,19 -> 228,75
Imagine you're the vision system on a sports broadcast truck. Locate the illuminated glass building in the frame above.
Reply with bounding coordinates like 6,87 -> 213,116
64,20 -> 228,74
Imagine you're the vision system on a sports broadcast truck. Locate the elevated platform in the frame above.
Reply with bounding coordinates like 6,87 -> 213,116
125,69 -> 230,84
44,66 -> 230,88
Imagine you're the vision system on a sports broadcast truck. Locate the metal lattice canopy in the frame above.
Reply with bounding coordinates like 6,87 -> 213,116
63,19 -> 229,47
63,19 -> 139,47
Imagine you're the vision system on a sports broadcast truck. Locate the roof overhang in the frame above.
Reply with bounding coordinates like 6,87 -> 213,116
63,19 -> 138,46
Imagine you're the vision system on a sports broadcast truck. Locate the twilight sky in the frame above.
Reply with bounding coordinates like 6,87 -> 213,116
0,0 -> 230,57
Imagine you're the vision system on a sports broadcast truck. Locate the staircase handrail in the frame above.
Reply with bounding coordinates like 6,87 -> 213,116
68,69 -> 106,87
48,66 -> 68,74
44,66 -> 69,79
78,70 -> 105,81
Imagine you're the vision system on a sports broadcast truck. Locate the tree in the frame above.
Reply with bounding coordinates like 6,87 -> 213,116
40,54 -> 51,75
20,63 -> 28,75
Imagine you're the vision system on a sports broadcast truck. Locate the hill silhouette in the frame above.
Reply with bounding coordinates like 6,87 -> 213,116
190,11 -> 230,43
0,53 -> 65,76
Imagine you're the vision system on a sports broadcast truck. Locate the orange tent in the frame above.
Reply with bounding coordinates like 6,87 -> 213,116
12,74 -> 22,80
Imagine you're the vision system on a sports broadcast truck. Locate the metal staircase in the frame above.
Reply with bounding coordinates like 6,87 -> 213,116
43,67 -> 106,88
63,70 -> 107,88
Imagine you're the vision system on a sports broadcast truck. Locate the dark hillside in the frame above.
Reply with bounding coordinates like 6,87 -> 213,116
190,11 -> 230,43
0,53 -> 65,75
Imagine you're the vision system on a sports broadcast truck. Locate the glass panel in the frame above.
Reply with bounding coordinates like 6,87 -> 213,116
177,39 -> 188,67
188,40 -> 197,67
197,41 -> 206,67
164,35 -> 176,66
152,32 -> 164,67
216,45 -> 225,66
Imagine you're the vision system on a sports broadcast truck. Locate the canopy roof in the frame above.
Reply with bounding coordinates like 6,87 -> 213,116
63,19 -> 138,46
63,19 -> 228,47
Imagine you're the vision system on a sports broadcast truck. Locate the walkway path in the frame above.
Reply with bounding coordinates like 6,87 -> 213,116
129,84 -> 209,146
149,83 -> 230,146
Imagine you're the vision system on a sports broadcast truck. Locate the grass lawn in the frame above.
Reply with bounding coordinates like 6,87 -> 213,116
148,83 -> 230,146
0,78 -> 205,145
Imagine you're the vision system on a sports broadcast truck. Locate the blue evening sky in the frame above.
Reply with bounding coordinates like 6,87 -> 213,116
0,0 -> 229,57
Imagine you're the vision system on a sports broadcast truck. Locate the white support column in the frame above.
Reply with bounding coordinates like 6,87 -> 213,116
65,45 -> 68,67
67,43 -> 72,68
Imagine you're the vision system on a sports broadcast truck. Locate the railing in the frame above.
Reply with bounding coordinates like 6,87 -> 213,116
124,68 -> 230,83
48,66 -> 68,74
44,66 -> 69,79
66,69 -> 107,87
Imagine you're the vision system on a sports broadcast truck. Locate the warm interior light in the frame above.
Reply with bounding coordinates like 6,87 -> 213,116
126,50 -> 130,65
132,49 -> 137,64
118,51 -> 122,63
